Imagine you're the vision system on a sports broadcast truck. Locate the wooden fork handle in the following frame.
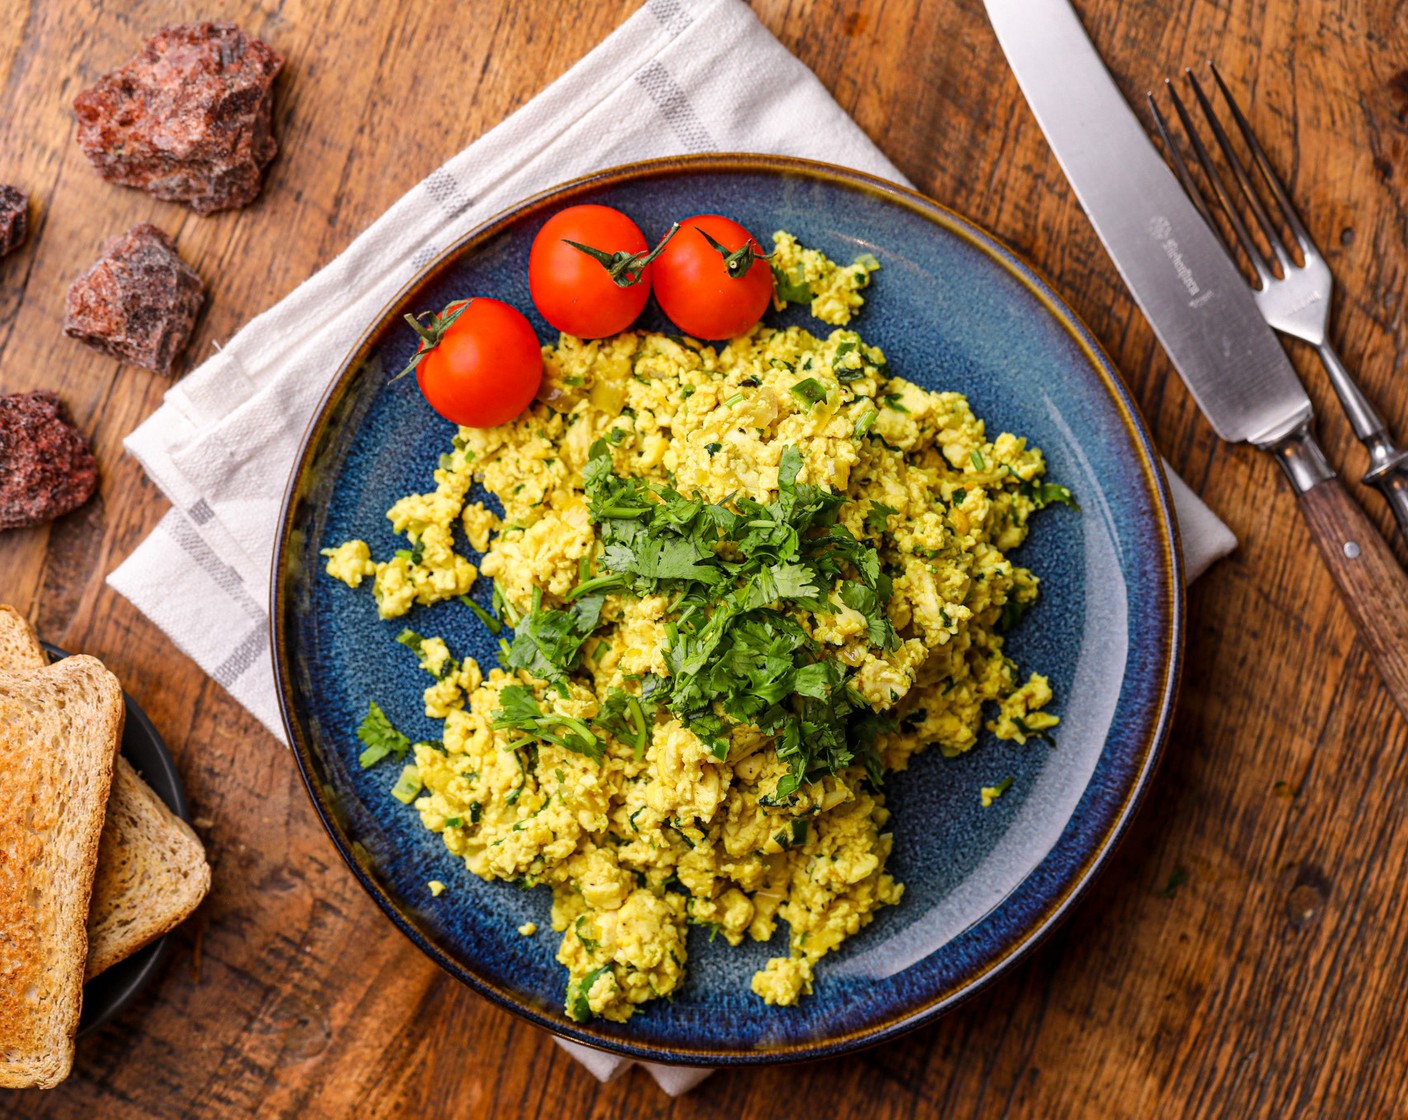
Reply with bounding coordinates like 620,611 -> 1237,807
1272,423 -> 1408,721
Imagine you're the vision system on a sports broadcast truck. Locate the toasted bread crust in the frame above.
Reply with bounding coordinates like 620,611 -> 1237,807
85,757 -> 211,979
0,656 -> 123,1089
0,608 -> 211,985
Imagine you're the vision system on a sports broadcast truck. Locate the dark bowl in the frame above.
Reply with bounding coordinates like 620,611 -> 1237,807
272,154 -> 1183,1064
40,643 -> 190,1038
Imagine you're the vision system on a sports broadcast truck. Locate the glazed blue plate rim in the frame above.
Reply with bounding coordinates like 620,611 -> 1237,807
271,153 -> 1184,1065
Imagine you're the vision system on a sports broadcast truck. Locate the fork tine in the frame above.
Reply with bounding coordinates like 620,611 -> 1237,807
1147,91 -> 1219,232
1183,67 -> 1295,271
1209,61 -> 1319,257
1163,77 -> 1274,284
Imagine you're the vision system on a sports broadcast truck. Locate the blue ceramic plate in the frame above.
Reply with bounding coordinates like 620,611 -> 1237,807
273,155 -> 1183,1065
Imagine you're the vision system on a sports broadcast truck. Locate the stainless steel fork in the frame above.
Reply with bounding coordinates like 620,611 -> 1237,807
1148,64 -> 1408,544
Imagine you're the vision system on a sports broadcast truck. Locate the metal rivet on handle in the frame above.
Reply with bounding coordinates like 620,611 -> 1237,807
1345,540 -> 1362,559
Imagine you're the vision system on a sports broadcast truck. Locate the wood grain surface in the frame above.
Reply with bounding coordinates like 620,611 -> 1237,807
3,0 -> 1407,1116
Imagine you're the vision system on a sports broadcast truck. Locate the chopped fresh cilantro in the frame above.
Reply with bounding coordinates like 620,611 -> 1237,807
1020,478 -> 1080,510
864,501 -> 897,536
575,915 -> 601,953
1012,715 -> 1055,745
790,377 -> 828,406
705,441 -> 722,456
566,965 -> 612,1022
774,817 -> 810,849
882,392 -> 909,413
502,586 -> 603,684
771,263 -> 814,304
357,701 -> 411,769
595,689 -> 654,759
459,594 -> 502,635
492,684 -> 603,762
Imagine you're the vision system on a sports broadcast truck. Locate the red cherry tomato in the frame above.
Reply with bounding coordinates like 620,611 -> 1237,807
529,205 -> 654,338
651,215 -> 774,340
409,297 -> 542,427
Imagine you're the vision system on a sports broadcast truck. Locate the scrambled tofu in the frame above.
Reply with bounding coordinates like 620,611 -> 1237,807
326,302 -> 1065,1022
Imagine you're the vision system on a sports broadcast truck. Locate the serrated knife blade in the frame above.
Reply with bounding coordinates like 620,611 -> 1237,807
984,0 -> 1310,447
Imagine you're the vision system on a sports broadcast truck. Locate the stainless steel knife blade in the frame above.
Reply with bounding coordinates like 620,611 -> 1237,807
984,0 -> 1310,447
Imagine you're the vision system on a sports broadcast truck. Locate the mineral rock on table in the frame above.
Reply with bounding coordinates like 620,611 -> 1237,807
73,22 -> 284,214
0,186 -> 27,257
64,224 -> 205,377
0,392 -> 99,531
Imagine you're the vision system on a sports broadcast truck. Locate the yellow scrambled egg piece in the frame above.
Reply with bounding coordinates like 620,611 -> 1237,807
328,314 -> 1062,1022
770,231 -> 880,325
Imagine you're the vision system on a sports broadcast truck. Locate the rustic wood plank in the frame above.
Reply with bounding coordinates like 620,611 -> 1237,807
3,0 -> 1408,1115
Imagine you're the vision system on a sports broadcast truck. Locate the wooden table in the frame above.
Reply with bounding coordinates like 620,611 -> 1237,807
3,0 -> 1406,1115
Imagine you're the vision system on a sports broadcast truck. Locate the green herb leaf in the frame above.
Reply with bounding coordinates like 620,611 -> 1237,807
357,701 -> 411,769
864,501 -> 897,536
1020,478 -> 1080,510
790,377 -> 828,407
771,263 -> 814,304
566,965 -> 612,1022
459,594 -> 503,635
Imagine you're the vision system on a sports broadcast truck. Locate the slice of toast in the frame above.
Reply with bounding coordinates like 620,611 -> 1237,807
0,609 -> 210,981
84,758 -> 211,979
0,655 -> 123,1089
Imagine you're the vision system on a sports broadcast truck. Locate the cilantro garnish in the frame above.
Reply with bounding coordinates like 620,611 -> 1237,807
864,501 -> 897,536
595,689 -> 654,759
1020,479 -> 1080,510
790,377 -> 828,406
566,964 -> 612,1022
459,594 -> 502,635
573,440 -> 897,794
356,701 -> 411,769
502,587 -> 604,684
491,684 -> 603,762
771,263 -> 814,304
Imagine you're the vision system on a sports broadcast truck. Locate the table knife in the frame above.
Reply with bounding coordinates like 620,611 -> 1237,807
984,0 -> 1408,720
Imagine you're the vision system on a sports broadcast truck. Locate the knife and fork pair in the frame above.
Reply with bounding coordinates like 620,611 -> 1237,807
986,0 -> 1408,720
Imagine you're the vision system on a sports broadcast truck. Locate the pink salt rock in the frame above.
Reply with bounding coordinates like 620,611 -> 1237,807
64,224 -> 204,376
73,22 -> 283,214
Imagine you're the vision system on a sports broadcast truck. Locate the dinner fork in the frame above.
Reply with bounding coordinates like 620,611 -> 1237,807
1147,64 -> 1408,545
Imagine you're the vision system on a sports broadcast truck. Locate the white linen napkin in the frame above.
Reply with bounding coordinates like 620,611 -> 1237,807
107,0 -> 1235,1094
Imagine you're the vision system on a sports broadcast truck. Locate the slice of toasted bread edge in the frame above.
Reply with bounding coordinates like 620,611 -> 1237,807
0,656 -> 123,1089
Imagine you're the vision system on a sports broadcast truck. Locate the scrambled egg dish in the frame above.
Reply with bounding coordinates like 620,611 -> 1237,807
324,246 -> 1066,1023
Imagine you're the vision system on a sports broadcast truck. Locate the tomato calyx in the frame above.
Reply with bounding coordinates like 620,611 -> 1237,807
563,222 -> 681,288
393,300 -> 471,381
694,226 -> 772,279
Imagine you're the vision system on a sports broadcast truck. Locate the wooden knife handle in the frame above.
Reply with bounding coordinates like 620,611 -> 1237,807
1298,477 -> 1408,720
